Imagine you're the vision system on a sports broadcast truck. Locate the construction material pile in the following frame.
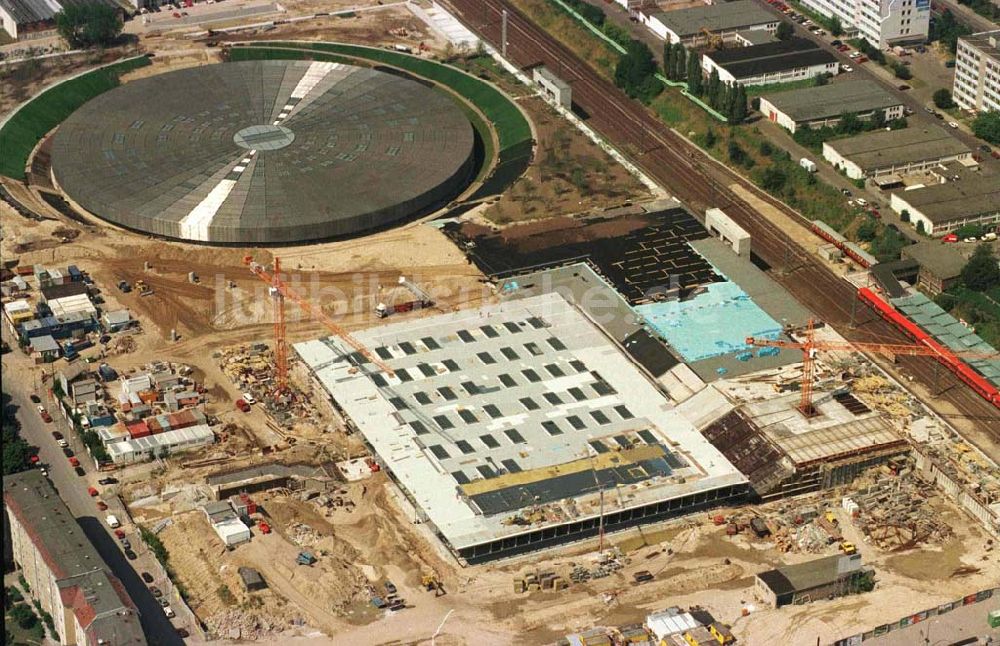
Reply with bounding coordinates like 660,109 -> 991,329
723,506 -> 843,554
216,343 -> 312,429
846,472 -> 954,551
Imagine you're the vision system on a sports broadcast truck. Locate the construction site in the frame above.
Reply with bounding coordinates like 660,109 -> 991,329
2,1 -> 999,644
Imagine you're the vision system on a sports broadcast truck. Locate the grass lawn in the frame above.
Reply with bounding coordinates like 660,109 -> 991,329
0,56 -> 150,180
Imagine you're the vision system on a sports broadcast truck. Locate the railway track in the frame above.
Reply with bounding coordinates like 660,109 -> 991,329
443,0 -> 1000,433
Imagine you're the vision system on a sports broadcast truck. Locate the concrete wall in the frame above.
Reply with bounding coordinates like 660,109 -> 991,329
705,208 -> 751,257
913,447 -> 1000,536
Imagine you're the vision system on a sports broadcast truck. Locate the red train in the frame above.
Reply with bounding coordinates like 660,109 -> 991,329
857,287 -> 1000,409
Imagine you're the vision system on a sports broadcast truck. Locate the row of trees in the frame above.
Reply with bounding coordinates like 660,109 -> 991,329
55,4 -> 123,49
661,43 -> 748,122
2,392 -> 34,476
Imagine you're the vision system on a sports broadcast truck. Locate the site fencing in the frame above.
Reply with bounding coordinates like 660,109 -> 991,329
831,587 -> 998,645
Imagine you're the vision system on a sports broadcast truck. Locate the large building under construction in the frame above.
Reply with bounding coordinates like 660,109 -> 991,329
296,293 -> 749,563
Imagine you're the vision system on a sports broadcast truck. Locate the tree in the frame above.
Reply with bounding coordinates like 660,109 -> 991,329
916,220 -> 925,234
663,42 -> 674,80
673,44 -> 687,81
972,110 -> 1000,144
2,392 -> 32,476
900,209 -> 910,222
686,51 -> 703,95
615,39 -> 661,103
933,88 -> 954,109
857,219 -> 878,242
961,244 -> 1000,291
9,603 -> 37,630
776,21 -> 793,40
830,16 -> 843,37
706,67 -> 721,107
814,72 -> 829,86
760,167 -> 787,192
729,83 -> 748,123
704,128 -> 717,147
840,112 -> 863,134
727,140 -> 747,165
55,3 -> 122,49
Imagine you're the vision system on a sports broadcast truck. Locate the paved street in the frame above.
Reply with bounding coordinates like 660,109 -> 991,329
934,0 -> 998,34
2,339 -> 190,644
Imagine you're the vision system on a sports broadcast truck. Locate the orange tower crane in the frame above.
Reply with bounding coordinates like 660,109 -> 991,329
746,320 -> 1000,417
243,256 -> 394,395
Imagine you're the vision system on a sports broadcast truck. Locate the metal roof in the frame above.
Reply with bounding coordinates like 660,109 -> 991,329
758,553 -> 864,594
826,127 -> 970,172
762,80 -> 902,123
958,29 -> 1000,62
0,0 -> 61,25
892,179 -> 1000,224
652,0 -> 776,38
51,60 -> 475,244
295,293 -> 745,551
900,240 -> 967,278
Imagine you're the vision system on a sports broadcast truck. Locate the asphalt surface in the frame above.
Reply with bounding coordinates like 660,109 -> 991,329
1,342 -> 189,645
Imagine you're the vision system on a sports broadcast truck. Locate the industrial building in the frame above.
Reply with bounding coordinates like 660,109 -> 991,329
202,501 -> 252,546
51,60 -> 477,244
754,553 -> 871,607
799,0 -> 929,48
952,30 -> 1000,113
533,65 -> 572,108
759,80 -> 904,134
105,423 -> 215,464
900,242 -> 968,294
700,38 -> 839,87
890,179 -> 1000,236
822,127 -> 973,180
2,471 -> 147,645
296,293 -> 749,563
640,1 -> 778,45
0,0 -> 124,40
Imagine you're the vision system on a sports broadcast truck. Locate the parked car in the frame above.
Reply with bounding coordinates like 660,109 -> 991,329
979,144 -> 993,154
841,64 -> 853,73
115,529 -> 127,539
159,598 -> 170,607
29,455 -> 39,464
63,447 -> 74,457
121,538 -> 131,550
176,629 -> 189,638
98,477 -> 118,485
106,515 -> 121,529
30,394 -> 41,404
150,586 -> 162,597
242,392 -> 256,405
840,188 -> 852,196
831,39 -> 842,46
74,466 -> 86,477
235,399 -> 250,413
948,121 -> 959,129
855,198 -> 868,207
37,406 -> 52,422
58,439 -> 69,448
163,606 -> 175,618
124,549 -> 137,561
898,84 -> 909,90
141,572 -> 154,583
69,457 -> 80,467
97,501 -> 108,511
52,431 -> 63,440
88,487 -> 99,497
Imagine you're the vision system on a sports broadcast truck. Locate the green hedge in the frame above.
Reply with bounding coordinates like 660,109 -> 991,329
0,56 -> 151,180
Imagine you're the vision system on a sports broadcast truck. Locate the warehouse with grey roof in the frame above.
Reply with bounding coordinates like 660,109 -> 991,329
641,0 -> 778,45
295,293 -> 748,563
890,179 -> 1000,236
823,126 -> 973,180
760,80 -> 905,133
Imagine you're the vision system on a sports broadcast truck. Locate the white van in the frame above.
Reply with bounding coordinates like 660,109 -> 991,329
106,515 -> 120,529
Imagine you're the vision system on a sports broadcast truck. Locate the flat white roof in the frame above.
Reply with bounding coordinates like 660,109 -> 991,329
295,293 -> 745,551
48,294 -> 96,317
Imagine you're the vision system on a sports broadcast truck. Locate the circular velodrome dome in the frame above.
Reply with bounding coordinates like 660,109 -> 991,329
50,60 -> 477,244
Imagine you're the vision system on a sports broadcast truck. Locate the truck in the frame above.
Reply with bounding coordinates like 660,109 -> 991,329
375,276 -> 433,318
800,158 -> 818,173
106,515 -> 121,529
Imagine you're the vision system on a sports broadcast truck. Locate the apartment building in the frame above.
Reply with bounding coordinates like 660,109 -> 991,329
801,0 -> 929,48
953,30 -> 1000,113
3,471 -> 147,645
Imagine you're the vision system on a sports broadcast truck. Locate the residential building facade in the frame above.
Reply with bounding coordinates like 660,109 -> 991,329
800,0 -> 929,48
953,30 -> 1000,113
3,471 -> 147,645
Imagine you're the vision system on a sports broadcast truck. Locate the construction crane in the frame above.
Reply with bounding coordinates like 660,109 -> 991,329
746,319 -> 1000,417
243,256 -> 394,394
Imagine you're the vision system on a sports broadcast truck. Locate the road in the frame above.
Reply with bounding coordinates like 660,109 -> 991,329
441,0 -> 1000,437
1,342 -> 189,645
